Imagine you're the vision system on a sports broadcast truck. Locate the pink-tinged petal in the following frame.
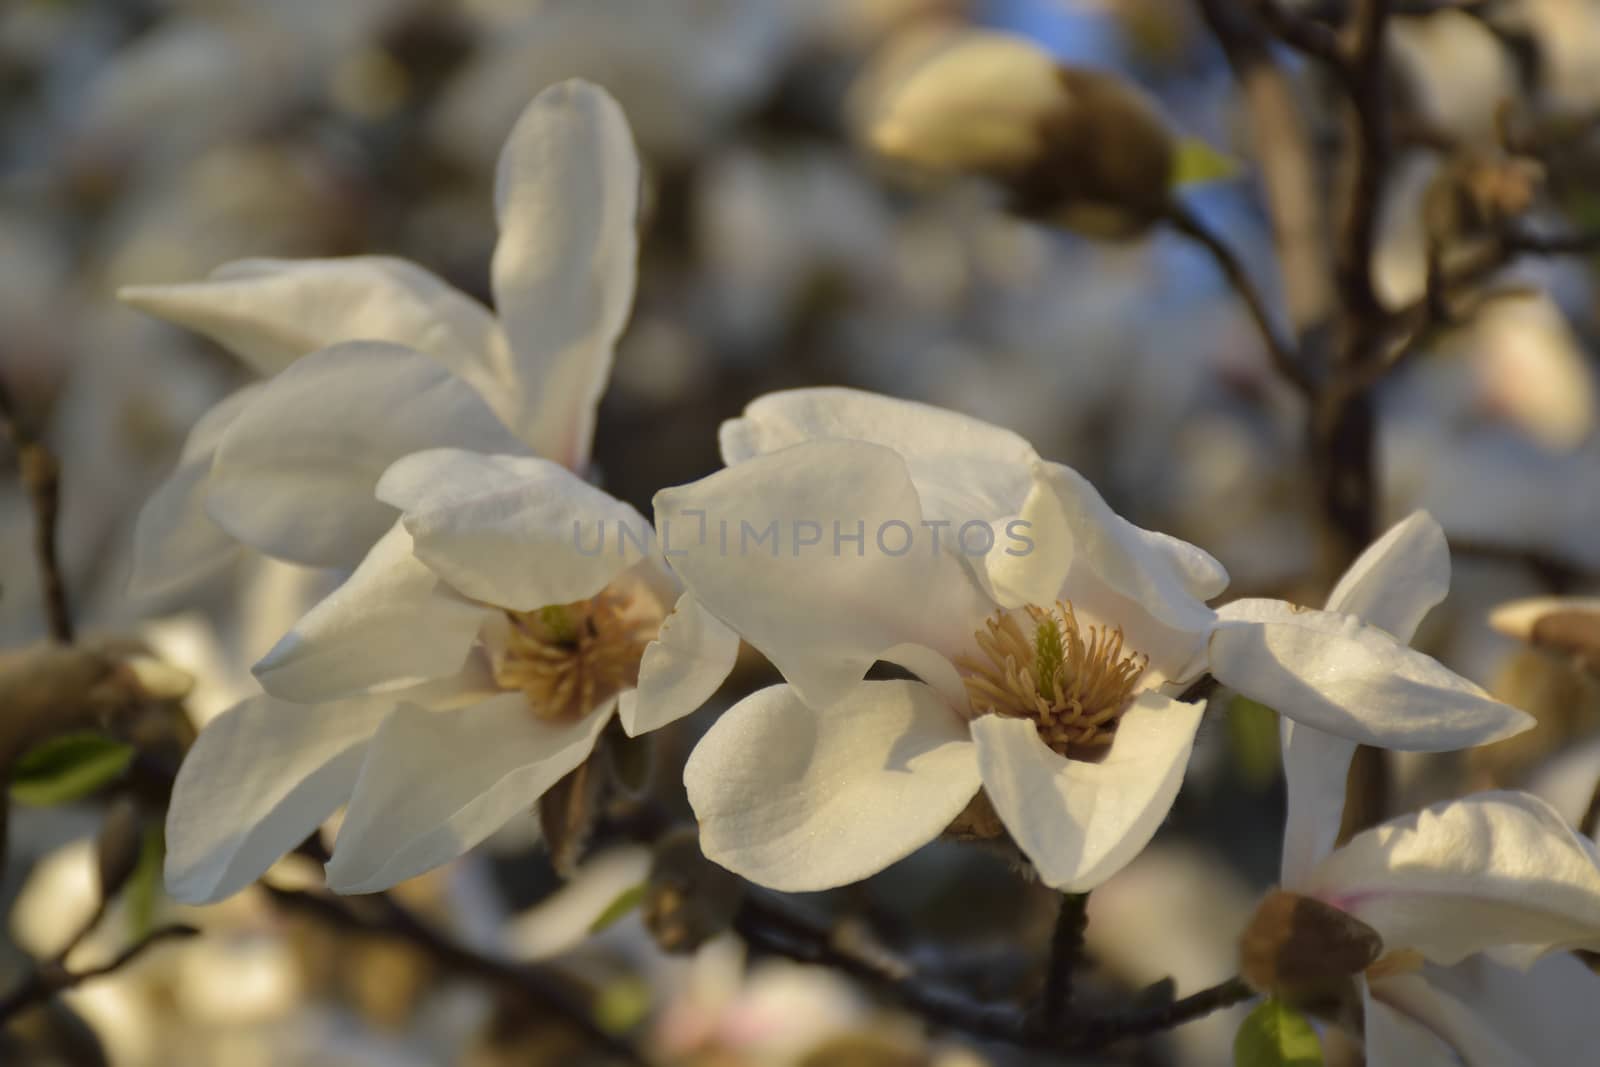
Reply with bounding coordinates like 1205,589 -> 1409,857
254,522 -> 488,703
489,80 -> 639,469
1325,510 -> 1449,643
653,439 -> 992,711
1278,721 -> 1357,886
376,448 -> 648,611
684,681 -> 980,892
207,341 -> 530,568
164,693 -> 393,904
129,385 -> 260,598
326,693 -> 614,893
119,256 -> 502,377
1209,599 -> 1532,750
1305,792 -> 1600,967
618,593 -> 739,737
972,692 -> 1205,892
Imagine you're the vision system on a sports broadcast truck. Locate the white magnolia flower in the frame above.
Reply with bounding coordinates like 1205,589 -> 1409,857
654,389 -> 1531,892
136,81 -> 737,903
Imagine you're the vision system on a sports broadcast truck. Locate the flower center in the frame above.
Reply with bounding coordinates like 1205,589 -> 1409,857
491,591 -> 655,722
954,601 -> 1148,758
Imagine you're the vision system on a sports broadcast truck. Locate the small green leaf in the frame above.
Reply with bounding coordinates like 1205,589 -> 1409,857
1173,137 -> 1242,187
589,883 -> 647,934
594,976 -> 651,1033
10,733 -> 135,806
125,824 -> 165,941
1235,998 -> 1324,1067
1228,696 -> 1282,789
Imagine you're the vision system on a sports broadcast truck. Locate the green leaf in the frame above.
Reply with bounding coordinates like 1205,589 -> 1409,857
10,733 -> 135,806
594,976 -> 651,1033
125,824 -> 165,941
1235,998 -> 1324,1067
1173,137 -> 1242,188
588,883 -> 647,934
1228,696 -> 1282,789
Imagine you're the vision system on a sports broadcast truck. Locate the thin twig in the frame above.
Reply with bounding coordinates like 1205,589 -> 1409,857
1169,201 -> 1313,393
0,376 -> 71,643
261,883 -> 648,1065
1336,0 -> 1395,330
1583,777 -> 1600,840
0,924 -> 198,1024
734,893 -> 1252,1053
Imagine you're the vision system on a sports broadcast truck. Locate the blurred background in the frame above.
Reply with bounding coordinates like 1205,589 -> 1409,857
1,0 -> 1599,1064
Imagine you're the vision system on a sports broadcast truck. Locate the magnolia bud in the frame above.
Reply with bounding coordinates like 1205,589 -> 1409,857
1239,890 -> 1382,1000
643,828 -> 744,954
863,30 -> 1176,238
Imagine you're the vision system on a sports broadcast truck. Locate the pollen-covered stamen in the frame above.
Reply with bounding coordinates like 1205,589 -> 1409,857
492,591 -> 655,722
954,601 -> 1148,758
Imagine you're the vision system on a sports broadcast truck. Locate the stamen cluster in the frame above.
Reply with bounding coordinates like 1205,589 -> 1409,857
493,591 -> 654,721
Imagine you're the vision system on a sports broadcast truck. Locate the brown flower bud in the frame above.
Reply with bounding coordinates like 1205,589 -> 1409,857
863,30 -> 1176,239
1239,890 -> 1383,998
643,827 -> 744,954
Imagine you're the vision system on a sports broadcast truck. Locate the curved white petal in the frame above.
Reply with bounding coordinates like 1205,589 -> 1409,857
718,386 -> 1040,527
972,692 -> 1204,892
1489,595 -> 1600,640
653,439 -> 991,710
1370,976 -> 1530,1067
207,341 -> 530,568
1305,792 -> 1600,967
164,693 -> 393,904
988,462 -> 1222,637
1423,953 -> 1600,1065
1278,721 -> 1358,886
375,448 -> 647,610
129,385 -> 261,598
618,593 -> 739,737
1325,510 -> 1449,643
1209,599 -> 1532,751
684,681 -> 980,892
254,522 -> 488,703
1362,981 -> 1476,1067
326,693 -> 614,893
119,256 -> 501,377
489,79 -> 639,469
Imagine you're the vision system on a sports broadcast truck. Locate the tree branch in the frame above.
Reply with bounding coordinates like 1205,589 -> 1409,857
1040,892 -> 1089,1028
0,924 -> 198,1025
0,376 -> 71,643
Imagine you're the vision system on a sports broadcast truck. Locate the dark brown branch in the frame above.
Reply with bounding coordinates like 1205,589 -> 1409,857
261,883 -> 648,1064
1041,892 -> 1089,1028
1583,777 -> 1600,840
1336,0 -> 1395,329
733,893 -> 1252,1054
1169,202 -> 1313,393
0,924 -> 198,1024
0,376 -> 71,643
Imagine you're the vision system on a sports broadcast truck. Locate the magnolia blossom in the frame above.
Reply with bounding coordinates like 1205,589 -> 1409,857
655,389 -> 1531,892
132,81 -> 737,903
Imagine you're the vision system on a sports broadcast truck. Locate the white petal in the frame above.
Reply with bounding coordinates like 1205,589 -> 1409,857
1305,791 -> 1600,967
129,385 -> 260,598
1363,981 -> 1475,1067
653,439 -> 992,710
119,256 -> 502,377
683,681 -> 980,892
326,693 -> 614,893
988,462 -> 1222,637
375,448 -> 647,610
1209,599 -> 1532,750
1423,952 -> 1600,1065
254,522 -> 488,703
972,692 -> 1204,892
206,340 -> 530,567
719,387 -> 1040,526
164,693 -> 393,904
489,80 -> 639,469
1278,720 -> 1357,886
1325,510 -> 1449,642
1370,976 -> 1530,1067
618,593 -> 739,737
1489,595 -> 1600,640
